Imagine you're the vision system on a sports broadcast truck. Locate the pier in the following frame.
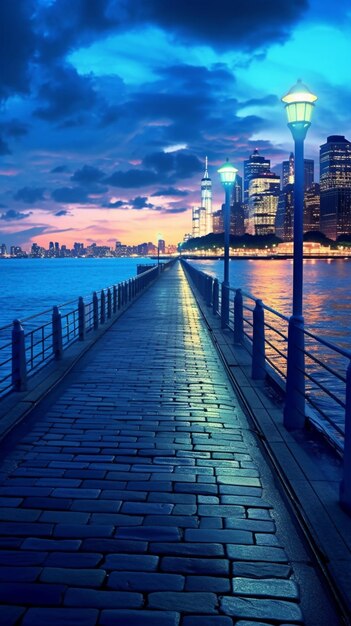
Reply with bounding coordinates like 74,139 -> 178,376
0,260 -> 349,625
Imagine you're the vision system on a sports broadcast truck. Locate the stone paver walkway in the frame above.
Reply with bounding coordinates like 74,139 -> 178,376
0,263 -> 338,625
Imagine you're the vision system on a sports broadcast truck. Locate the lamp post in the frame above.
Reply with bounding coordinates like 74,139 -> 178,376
281,80 -> 317,429
218,159 -> 238,329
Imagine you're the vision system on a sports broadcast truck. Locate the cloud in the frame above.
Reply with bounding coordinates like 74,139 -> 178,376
163,206 -> 188,214
0,209 -> 32,221
51,165 -> 68,173
0,1 -> 36,99
0,137 -> 11,155
0,119 -> 28,138
128,0 -> 308,51
143,149 -> 203,180
54,209 -> 71,216
51,186 -> 90,203
151,187 -> 189,197
130,196 -> 154,210
35,65 -> 99,122
104,169 -> 158,188
71,164 -> 105,185
14,187 -> 46,203
104,199 -> 125,208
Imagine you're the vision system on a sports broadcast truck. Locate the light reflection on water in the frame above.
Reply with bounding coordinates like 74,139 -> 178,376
189,258 -> 351,445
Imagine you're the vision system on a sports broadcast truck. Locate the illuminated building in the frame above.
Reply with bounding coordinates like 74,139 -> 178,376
275,184 -> 294,241
201,156 -> 212,234
282,153 -> 295,187
244,149 -> 271,204
247,171 -> 280,235
212,209 -> 224,233
304,183 -> 320,232
282,154 -> 314,190
192,206 -> 200,237
231,174 -> 245,236
191,157 -> 213,237
320,135 -> 351,239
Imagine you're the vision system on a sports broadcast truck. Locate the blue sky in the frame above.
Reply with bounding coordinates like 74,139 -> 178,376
0,0 -> 350,248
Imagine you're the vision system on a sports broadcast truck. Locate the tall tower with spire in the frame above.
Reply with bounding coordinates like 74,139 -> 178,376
201,156 -> 213,234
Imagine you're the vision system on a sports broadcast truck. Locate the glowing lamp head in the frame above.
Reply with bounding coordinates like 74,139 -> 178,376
218,158 -> 238,187
282,80 -> 317,138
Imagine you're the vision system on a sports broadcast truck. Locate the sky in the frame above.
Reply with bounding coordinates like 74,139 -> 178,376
0,0 -> 350,249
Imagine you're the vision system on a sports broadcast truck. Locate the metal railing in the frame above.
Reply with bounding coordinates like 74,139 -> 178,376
182,259 -> 351,513
0,261 -> 174,399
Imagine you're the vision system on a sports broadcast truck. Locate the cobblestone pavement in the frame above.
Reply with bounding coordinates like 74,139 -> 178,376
0,263 -> 330,625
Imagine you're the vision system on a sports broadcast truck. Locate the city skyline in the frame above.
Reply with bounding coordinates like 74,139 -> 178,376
0,1 -> 351,248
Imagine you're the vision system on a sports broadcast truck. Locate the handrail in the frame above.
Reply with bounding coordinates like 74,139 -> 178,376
0,259 -> 176,399
181,258 -> 349,447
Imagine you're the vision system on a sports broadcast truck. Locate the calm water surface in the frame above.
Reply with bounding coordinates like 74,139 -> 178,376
0,257 -> 151,327
190,258 -> 351,347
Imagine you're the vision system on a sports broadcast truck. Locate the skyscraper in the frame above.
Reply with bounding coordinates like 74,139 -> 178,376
304,183 -> 320,232
244,149 -> 271,205
247,171 -> 281,236
201,156 -> 212,235
231,174 -> 245,236
320,135 -> 351,239
282,153 -> 295,188
281,154 -> 314,190
275,184 -> 294,241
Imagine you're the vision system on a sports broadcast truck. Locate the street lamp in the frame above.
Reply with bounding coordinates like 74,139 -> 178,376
218,158 -> 238,328
282,79 -> 317,429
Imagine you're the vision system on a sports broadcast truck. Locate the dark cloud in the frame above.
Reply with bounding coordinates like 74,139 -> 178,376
51,187 -> 90,203
143,150 -> 203,180
0,137 -> 11,155
105,169 -> 158,188
151,187 -> 189,197
38,0 -> 124,63
130,196 -> 154,210
104,199 -> 125,208
0,1 -> 36,99
51,165 -> 68,173
0,226 -> 49,247
35,65 -> 98,122
54,209 -> 71,216
14,187 -> 46,203
129,0 -> 308,51
0,119 -> 28,138
0,209 -> 32,221
163,206 -> 188,214
71,164 -> 105,185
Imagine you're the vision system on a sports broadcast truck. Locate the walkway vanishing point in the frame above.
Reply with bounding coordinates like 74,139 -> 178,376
0,261 -> 347,626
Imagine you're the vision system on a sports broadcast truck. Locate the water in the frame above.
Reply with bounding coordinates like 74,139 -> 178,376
189,257 -> 351,446
0,257 -> 152,328
189,258 -> 351,347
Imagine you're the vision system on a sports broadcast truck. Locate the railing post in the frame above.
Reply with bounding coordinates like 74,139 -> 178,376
113,286 -> 117,314
340,360 -> 351,514
212,279 -> 219,315
93,292 -> 99,330
100,290 -> 106,324
252,299 -> 266,379
118,284 -> 122,309
234,289 -> 243,344
52,305 -> 63,360
12,319 -> 27,391
206,276 -> 213,307
284,315 -> 305,430
78,297 -> 85,341
107,288 -> 112,319
221,282 -> 229,329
